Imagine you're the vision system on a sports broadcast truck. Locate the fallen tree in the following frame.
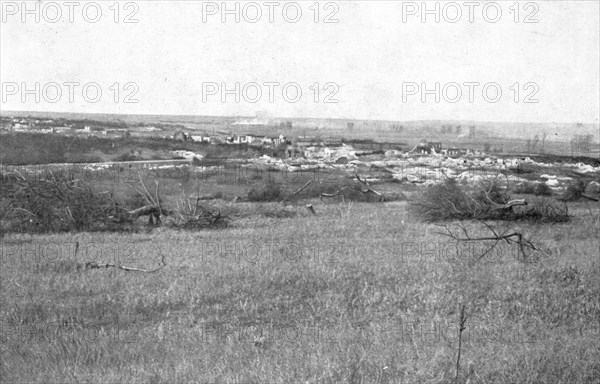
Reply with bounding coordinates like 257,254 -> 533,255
435,221 -> 540,263
169,191 -> 230,230
2,170 -> 134,233
319,174 -> 385,202
411,177 -> 568,223
125,171 -> 165,225
83,254 -> 166,273
1,169 -> 231,234
355,174 -> 385,202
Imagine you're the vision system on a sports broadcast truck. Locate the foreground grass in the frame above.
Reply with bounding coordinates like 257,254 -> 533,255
1,201 -> 599,383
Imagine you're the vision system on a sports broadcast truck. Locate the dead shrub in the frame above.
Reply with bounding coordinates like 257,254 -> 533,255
1,171 -> 132,233
247,183 -> 283,202
411,178 -> 498,221
412,178 -> 569,223
560,180 -> 587,201
518,197 -> 570,223
534,183 -> 553,196
307,178 -> 385,203
170,197 -> 229,230
514,182 -> 552,196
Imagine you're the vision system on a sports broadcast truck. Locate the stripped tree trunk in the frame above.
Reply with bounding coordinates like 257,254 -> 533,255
128,205 -> 162,225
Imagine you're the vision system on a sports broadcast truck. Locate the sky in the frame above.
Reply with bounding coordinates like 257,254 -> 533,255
1,0 -> 599,124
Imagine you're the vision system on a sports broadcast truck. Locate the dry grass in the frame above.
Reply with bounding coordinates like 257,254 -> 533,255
1,201 -> 599,383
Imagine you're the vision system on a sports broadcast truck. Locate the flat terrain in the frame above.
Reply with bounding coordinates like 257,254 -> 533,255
1,113 -> 599,383
1,201 -> 599,383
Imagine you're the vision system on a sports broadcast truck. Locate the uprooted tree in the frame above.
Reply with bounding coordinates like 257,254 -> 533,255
319,174 -> 385,202
0,169 -> 228,234
124,171 -> 166,225
169,185 -> 229,230
411,177 -> 568,223
1,169 -> 131,233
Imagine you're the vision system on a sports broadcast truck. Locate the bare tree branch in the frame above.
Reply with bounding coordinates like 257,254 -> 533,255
436,222 -> 539,263
355,174 -> 384,201
85,253 -> 167,273
291,180 -> 312,196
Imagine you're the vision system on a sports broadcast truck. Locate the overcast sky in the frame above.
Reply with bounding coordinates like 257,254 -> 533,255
1,1 -> 598,123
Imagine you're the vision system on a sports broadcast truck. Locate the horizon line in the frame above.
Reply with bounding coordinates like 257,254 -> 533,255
1,110 -> 599,127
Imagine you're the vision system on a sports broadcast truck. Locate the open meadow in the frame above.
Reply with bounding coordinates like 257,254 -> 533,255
1,122 -> 599,384
3,0 -> 600,381
1,193 -> 599,383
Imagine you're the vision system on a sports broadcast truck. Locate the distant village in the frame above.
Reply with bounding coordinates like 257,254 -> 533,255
1,115 -> 496,159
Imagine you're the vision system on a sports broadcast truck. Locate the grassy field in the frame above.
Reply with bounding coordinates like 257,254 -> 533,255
1,199 -> 599,383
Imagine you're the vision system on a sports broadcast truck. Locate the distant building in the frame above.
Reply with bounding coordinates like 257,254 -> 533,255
259,136 -> 273,145
190,135 -> 211,143
229,135 -> 248,144
296,136 -> 319,147
227,135 -> 256,144
415,144 -> 432,154
323,138 -> 343,147
246,134 -> 263,145
272,134 -> 287,147
285,145 -> 303,158
247,134 -> 264,144
443,148 -> 460,156
429,142 -> 442,152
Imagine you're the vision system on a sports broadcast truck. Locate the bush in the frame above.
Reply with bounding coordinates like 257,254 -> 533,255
514,182 -> 553,196
560,180 -> 586,201
534,182 -> 553,196
412,178 -> 568,223
411,178 -> 497,221
1,172 -> 132,233
247,183 -> 282,202
518,197 -> 569,223
1,169 -> 233,234
114,153 -> 141,162
513,182 -> 536,195
169,202 -> 229,230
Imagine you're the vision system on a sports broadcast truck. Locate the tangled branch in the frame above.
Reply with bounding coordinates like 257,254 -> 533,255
356,174 -> 385,202
126,170 -> 166,225
435,221 -> 539,263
